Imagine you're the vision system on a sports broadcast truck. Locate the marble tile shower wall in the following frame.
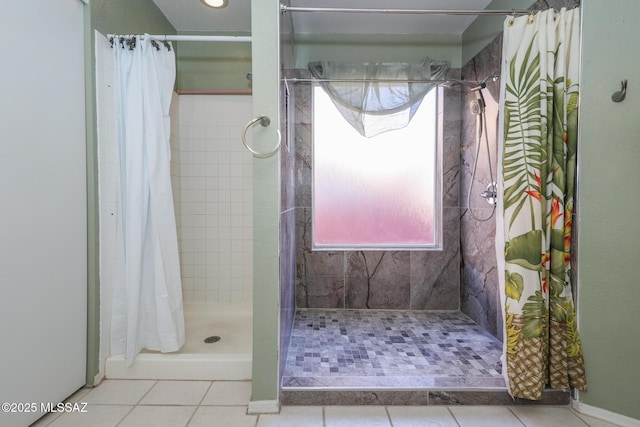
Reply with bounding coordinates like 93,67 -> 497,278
460,37 -> 502,339
290,69 -> 463,311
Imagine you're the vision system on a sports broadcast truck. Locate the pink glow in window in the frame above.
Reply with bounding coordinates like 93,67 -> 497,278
313,86 -> 439,249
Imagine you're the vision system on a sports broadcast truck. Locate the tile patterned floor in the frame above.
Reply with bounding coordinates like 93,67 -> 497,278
282,309 -> 505,389
29,380 -> 620,427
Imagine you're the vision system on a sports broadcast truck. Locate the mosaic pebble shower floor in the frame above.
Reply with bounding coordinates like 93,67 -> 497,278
282,309 -> 505,390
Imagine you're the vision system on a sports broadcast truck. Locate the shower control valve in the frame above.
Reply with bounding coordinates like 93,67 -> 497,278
480,182 -> 498,205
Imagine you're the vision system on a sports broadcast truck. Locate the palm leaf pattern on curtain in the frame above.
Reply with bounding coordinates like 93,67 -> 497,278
503,36 -> 543,232
503,35 -> 548,347
500,7 -> 586,400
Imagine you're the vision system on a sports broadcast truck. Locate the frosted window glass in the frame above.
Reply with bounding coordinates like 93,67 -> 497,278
313,86 -> 439,249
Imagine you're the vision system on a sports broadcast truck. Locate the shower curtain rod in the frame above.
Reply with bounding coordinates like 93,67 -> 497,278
108,34 -> 251,43
280,4 -> 532,16
282,77 -> 482,86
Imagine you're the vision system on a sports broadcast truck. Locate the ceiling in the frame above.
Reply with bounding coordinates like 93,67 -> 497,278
152,0 -> 494,35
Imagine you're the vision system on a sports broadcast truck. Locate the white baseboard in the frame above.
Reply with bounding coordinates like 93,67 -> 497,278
573,401 -> 640,427
247,400 -> 280,414
92,372 -> 104,387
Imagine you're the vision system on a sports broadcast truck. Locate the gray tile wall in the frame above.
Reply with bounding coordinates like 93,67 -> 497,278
287,69 -> 462,311
460,35 -> 502,339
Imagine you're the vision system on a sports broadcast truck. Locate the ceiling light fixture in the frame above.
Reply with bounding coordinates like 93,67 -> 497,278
201,0 -> 228,9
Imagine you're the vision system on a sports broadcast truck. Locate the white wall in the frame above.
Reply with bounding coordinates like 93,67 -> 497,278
96,31 -> 117,377
0,1 -> 87,425
177,95 -> 254,304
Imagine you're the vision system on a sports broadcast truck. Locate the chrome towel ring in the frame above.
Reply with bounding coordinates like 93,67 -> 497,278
241,115 -> 281,158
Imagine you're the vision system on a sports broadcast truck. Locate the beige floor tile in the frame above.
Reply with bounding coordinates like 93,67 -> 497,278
140,380 -> 211,405
573,410 -> 623,427
188,406 -> 257,427
387,406 -> 459,427
39,379 -> 631,427
82,380 -> 156,405
200,381 -> 252,406
65,387 -> 91,403
46,404 -> 132,427
31,387 -> 94,426
511,406 -> 589,427
449,406 -> 524,427
325,405 -> 392,427
118,405 -> 196,427
257,406 -> 324,427
30,411 -> 62,427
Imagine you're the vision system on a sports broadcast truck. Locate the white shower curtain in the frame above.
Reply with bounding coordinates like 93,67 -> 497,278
110,35 -> 185,365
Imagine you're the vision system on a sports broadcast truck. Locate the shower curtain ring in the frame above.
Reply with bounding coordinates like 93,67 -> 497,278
241,116 -> 281,158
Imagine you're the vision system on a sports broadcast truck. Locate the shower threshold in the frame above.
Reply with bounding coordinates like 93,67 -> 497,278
280,309 -> 570,405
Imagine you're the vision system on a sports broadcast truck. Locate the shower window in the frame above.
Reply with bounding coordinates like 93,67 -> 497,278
312,85 -> 442,250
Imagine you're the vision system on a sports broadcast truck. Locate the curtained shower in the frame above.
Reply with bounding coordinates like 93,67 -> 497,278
280,4 -> 587,402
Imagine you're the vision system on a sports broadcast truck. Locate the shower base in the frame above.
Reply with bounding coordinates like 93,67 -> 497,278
105,302 -> 252,381
281,309 -> 569,405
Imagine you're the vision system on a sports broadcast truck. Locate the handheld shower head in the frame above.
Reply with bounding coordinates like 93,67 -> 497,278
472,86 -> 486,113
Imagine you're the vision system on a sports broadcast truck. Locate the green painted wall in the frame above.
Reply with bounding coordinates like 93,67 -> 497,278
292,33 -> 462,68
461,0 -> 534,66
85,0 -> 176,386
577,0 -> 640,420
175,32 -> 460,90
173,0 -> 538,90
91,0 -> 175,35
83,1 -> 99,388
175,31 -> 252,91
250,0 -> 281,406
93,1 -> 252,92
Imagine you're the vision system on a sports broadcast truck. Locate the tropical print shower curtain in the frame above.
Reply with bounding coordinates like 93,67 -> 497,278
497,7 -> 587,400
